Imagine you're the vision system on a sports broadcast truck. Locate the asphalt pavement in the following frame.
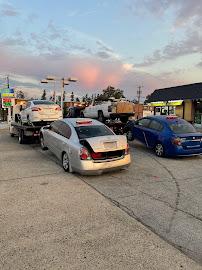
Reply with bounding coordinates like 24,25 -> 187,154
79,140 -> 202,264
0,128 -> 202,270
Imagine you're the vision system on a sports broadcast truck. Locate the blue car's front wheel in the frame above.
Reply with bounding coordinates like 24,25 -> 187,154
155,143 -> 165,157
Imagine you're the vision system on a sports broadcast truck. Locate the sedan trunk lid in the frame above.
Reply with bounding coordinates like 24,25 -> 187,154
84,135 -> 127,152
177,132 -> 202,149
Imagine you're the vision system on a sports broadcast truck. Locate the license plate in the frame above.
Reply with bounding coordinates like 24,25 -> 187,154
104,142 -> 117,149
40,111 -> 55,114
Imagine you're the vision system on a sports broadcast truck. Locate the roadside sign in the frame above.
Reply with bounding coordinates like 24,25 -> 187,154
0,88 -> 15,98
1,93 -> 15,98
2,98 -> 14,108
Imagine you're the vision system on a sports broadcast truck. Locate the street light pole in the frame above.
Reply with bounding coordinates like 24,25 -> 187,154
41,76 -> 77,116
53,80 -> 56,102
61,78 -> 64,110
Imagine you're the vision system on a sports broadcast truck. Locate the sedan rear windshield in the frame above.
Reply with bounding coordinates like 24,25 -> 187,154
75,125 -> 114,139
169,119 -> 196,134
33,101 -> 55,105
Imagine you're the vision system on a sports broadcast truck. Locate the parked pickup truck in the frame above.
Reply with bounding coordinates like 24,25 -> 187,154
82,99 -> 134,123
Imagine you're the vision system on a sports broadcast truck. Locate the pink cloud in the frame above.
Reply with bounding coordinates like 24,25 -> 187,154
0,45 -> 197,98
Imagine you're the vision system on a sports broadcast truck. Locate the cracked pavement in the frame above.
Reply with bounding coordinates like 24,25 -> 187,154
0,129 -> 202,269
79,140 -> 202,264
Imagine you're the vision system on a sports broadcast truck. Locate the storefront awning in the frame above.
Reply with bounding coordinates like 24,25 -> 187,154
150,100 -> 183,106
150,101 -> 167,106
167,100 -> 183,106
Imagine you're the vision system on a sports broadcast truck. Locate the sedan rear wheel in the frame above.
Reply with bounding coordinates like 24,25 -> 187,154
40,135 -> 48,150
62,152 -> 70,172
155,143 -> 164,157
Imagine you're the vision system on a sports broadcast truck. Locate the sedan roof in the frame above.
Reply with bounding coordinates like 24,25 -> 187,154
146,115 -> 180,122
63,118 -> 104,127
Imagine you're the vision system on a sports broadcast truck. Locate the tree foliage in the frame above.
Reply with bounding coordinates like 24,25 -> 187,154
70,91 -> 74,101
16,90 -> 25,99
82,93 -> 92,104
81,86 -> 125,104
63,90 -> 66,101
96,86 -> 125,101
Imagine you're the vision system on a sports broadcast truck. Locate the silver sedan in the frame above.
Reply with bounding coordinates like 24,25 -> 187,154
40,118 -> 131,175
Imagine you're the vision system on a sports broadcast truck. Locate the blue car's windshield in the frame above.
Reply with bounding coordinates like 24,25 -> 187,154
168,119 -> 196,134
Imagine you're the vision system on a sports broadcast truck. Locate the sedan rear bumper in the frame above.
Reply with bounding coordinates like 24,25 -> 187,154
75,154 -> 131,175
168,145 -> 202,156
31,116 -> 63,122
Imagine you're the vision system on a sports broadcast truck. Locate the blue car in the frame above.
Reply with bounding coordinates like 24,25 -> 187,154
125,115 -> 202,157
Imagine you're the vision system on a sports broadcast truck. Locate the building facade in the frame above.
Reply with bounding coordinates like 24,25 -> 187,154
148,83 -> 202,126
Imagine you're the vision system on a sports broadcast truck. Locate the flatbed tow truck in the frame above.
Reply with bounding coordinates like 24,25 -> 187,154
9,101 -> 134,143
9,121 -> 42,144
9,103 -> 55,144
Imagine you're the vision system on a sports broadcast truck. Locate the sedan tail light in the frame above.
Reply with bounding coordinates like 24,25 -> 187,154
80,147 -> 91,160
172,137 -> 182,146
31,107 -> 41,111
55,106 -> 62,111
125,143 -> 130,155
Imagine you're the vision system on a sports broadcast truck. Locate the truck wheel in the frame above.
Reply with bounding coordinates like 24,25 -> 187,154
18,130 -> 25,144
98,111 -> 104,123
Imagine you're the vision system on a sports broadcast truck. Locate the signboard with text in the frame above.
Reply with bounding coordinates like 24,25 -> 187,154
0,88 -> 14,98
1,93 -> 15,98
2,98 -> 14,108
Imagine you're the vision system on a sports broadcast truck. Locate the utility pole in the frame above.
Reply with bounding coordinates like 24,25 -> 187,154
6,75 -> 10,88
136,85 -> 143,120
5,75 -> 11,123
61,78 -> 65,110
137,85 -> 143,103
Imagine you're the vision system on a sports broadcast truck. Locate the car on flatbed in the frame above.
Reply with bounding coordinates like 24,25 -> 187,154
20,100 -> 62,125
40,118 -> 131,175
125,115 -> 202,157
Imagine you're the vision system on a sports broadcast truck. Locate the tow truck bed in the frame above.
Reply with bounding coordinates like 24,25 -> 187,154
9,121 -> 42,144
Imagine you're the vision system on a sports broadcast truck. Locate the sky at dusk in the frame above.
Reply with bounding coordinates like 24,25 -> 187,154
0,0 -> 201,100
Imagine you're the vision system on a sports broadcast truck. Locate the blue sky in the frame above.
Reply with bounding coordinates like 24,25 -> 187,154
0,0 -> 201,99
